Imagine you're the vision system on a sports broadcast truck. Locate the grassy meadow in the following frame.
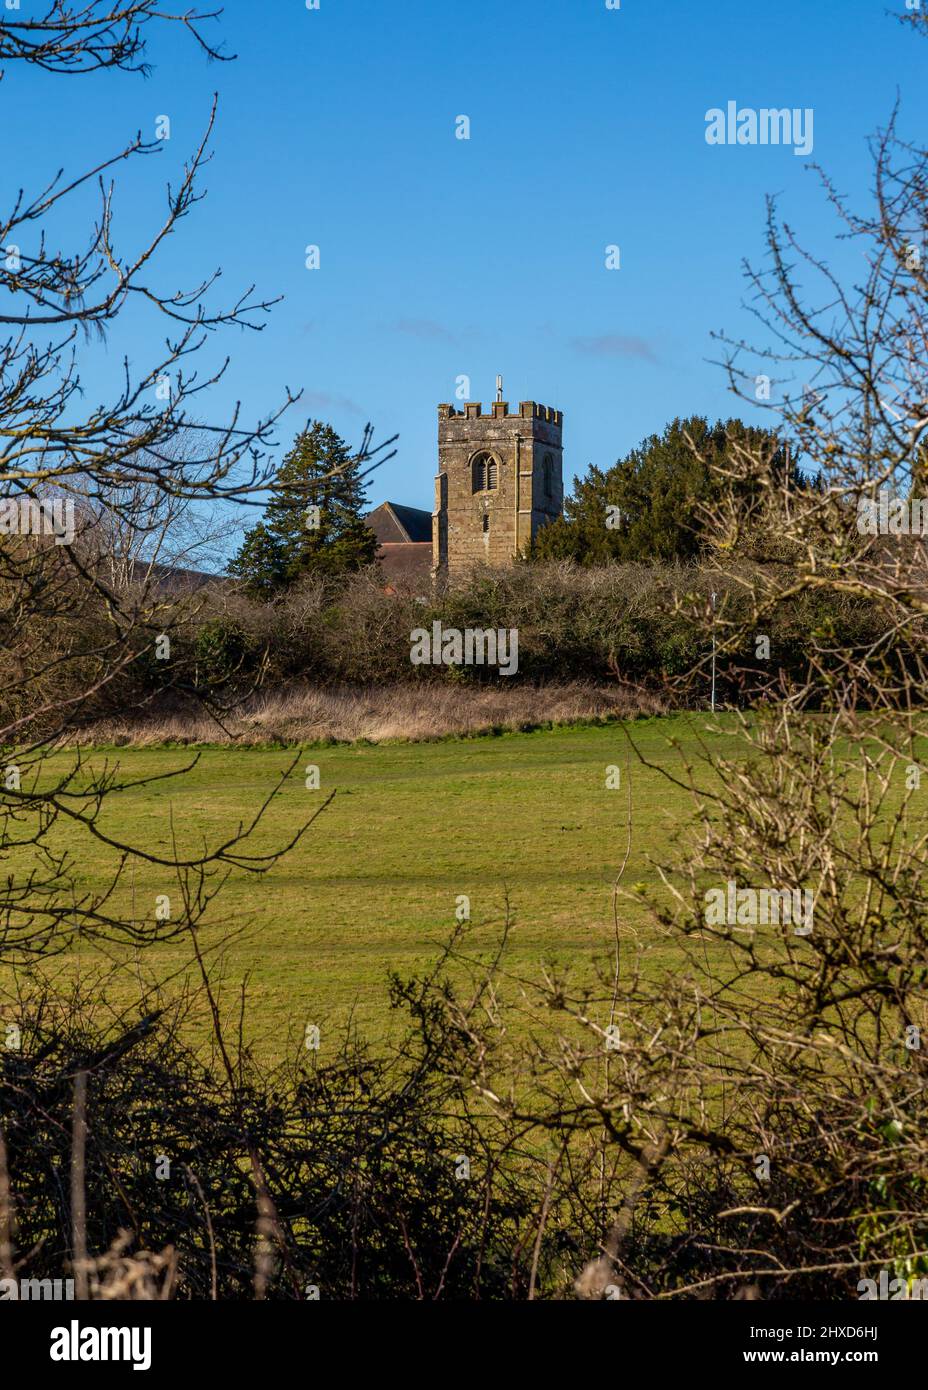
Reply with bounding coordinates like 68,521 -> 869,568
3,715 -> 758,1056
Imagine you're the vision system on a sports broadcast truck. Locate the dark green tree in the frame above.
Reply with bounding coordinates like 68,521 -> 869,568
530,416 -> 801,565
229,421 -> 378,595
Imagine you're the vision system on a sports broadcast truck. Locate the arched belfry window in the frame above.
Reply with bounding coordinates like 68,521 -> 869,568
472,452 -> 499,493
543,453 -> 555,499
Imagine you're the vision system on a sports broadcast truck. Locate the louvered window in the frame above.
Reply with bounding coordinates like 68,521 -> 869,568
472,453 -> 499,493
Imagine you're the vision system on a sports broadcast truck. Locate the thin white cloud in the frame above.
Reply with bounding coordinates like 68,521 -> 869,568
571,334 -> 659,363
302,390 -> 364,416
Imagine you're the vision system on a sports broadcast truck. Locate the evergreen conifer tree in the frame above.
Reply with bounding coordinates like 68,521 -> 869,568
229,422 -> 378,594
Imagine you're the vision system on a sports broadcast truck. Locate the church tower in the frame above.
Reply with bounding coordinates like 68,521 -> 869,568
432,386 -> 563,579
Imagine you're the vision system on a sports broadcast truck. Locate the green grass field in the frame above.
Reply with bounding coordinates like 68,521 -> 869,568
3,715 -> 748,1055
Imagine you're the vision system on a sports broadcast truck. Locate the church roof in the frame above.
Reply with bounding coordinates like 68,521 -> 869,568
366,501 -> 432,544
376,542 -> 432,584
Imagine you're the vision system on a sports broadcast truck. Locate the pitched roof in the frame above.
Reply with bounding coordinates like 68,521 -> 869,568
365,501 -> 432,544
126,559 -> 217,593
376,542 -> 433,584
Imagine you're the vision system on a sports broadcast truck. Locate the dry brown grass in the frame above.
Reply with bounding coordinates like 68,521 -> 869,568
67,680 -> 665,747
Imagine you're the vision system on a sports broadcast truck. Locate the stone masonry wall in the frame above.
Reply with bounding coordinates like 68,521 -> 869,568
432,401 -> 563,578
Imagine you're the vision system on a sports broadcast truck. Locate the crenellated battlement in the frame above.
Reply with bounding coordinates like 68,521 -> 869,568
438,401 -> 563,427
433,388 -> 565,578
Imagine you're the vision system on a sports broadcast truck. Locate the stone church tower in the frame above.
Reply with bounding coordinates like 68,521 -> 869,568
432,390 -> 564,578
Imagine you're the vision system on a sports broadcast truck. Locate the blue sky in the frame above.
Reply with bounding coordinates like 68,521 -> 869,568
7,0 -> 928,521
